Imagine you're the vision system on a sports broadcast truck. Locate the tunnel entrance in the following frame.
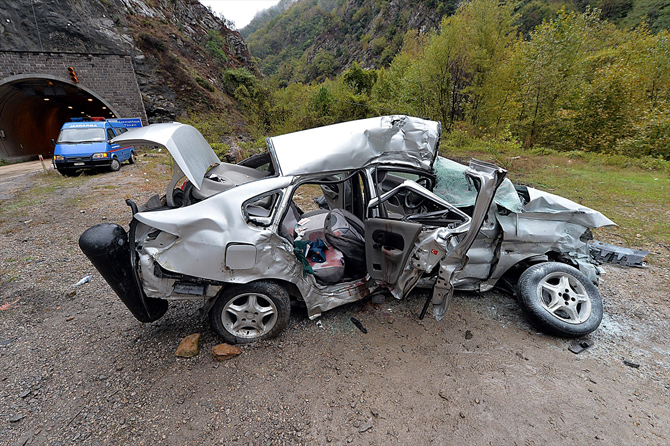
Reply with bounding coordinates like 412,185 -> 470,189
0,76 -> 119,162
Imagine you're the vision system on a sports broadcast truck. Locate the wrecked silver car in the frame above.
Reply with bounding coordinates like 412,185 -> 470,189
79,116 -> 615,343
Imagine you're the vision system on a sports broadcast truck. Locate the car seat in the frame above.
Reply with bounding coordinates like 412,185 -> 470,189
324,209 -> 367,279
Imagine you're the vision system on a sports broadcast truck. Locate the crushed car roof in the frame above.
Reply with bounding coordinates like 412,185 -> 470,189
267,115 -> 442,176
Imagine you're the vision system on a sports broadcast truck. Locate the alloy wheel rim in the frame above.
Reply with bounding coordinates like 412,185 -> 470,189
221,293 -> 278,339
536,272 -> 592,324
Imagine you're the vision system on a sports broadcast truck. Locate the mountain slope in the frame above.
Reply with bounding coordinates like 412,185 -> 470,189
244,0 -> 669,83
245,0 -> 455,83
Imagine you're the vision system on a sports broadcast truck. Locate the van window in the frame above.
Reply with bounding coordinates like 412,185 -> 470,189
106,129 -> 116,140
57,128 -> 106,143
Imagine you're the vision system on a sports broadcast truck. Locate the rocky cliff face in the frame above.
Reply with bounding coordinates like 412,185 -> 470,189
0,0 -> 253,122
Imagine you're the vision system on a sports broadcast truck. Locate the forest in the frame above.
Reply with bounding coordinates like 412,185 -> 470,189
213,0 -> 670,161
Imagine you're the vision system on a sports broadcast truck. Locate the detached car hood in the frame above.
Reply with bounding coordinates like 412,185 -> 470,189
112,123 -> 220,190
268,115 -> 441,176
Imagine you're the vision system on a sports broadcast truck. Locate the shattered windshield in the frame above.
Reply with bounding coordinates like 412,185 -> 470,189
58,128 -> 107,144
433,156 -> 523,213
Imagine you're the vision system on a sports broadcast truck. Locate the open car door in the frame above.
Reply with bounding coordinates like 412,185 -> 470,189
365,160 -> 507,320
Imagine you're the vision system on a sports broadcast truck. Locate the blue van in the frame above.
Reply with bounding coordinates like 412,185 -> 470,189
52,118 -> 137,175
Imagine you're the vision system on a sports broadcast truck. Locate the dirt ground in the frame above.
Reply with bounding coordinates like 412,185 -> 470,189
1,158 -> 669,446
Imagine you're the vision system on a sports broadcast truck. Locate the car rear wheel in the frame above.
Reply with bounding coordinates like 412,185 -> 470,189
209,281 -> 291,344
109,158 -> 121,172
517,262 -> 603,338
128,151 -> 136,164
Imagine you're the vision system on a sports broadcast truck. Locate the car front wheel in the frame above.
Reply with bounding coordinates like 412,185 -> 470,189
209,281 -> 291,344
517,262 -> 603,338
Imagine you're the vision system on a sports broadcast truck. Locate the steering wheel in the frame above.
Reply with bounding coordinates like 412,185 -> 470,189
404,190 -> 425,209
404,177 -> 431,210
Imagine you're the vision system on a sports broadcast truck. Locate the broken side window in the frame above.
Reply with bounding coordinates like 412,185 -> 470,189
243,191 -> 282,227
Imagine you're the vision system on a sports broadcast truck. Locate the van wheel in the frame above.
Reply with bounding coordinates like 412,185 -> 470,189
209,281 -> 291,344
109,158 -> 120,172
58,168 -> 75,177
129,151 -> 136,164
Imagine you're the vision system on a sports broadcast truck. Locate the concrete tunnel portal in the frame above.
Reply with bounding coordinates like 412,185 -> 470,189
0,51 -> 147,163
0,75 -> 119,162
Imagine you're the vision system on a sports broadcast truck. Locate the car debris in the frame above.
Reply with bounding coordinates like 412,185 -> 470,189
72,275 -> 92,287
568,338 -> 593,354
351,317 -> 368,334
78,115 -> 641,344
589,240 -> 649,268
623,360 -> 640,368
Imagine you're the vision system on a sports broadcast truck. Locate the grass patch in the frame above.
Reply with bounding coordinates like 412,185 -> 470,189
440,132 -> 670,265
1,174 -> 80,214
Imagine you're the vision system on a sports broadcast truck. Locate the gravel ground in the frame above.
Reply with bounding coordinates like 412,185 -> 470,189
1,157 -> 669,445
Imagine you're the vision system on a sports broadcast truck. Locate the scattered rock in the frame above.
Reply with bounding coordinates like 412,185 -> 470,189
359,423 -> 372,433
9,414 -> 24,423
212,343 -> 242,361
386,315 -> 394,324
459,412 -> 466,419
465,330 -> 473,340
13,433 -> 31,446
66,316 -> 75,322
225,143 -> 242,163
19,389 -> 30,398
370,293 -> 385,304
175,333 -> 201,358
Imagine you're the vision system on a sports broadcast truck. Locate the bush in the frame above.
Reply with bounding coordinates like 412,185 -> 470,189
204,30 -> 230,66
195,77 -> 215,92
210,143 -> 231,160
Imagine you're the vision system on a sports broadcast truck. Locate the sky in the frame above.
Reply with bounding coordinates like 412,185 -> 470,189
200,1 -> 282,29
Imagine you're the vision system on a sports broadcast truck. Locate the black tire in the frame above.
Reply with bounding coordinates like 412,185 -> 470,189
58,169 -> 76,177
128,151 -> 136,164
209,281 -> 291,344
517,262 -> 603,338
109,157 -> 121,172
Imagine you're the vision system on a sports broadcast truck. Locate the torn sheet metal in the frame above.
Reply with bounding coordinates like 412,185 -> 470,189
493,213 -> 601,285
134,176 -> 293,281
523,188 -> 615,228
301,276 -> 379,319
589,240 -> 649,267
431,160 -> 508,320
268,115 -> 441,176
